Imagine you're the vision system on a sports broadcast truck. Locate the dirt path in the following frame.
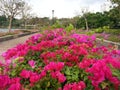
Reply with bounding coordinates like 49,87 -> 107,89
0,33 -> 36,60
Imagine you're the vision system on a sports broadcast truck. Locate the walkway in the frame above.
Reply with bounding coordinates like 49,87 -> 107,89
0,33 -> 36,60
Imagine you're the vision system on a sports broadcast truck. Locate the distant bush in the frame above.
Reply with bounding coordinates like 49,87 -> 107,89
52,20 -> 64,29
86,31 -> 95,36
95,28 -> 104,33
65,23 -> 74,32
103,26 -> 109,30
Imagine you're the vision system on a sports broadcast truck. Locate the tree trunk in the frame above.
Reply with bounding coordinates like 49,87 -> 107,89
25,20 -> 27,30
83,16 -> 89,31
8,16 -> 13,32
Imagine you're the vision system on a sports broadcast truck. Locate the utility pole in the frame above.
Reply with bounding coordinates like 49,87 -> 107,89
52,10 -> 54,24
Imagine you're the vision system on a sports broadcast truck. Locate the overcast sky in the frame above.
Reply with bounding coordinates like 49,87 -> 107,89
29,0 -> 111,18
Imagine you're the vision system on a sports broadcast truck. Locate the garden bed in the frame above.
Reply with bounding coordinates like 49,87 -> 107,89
0,28 -> 120,90
77,29 -> 120,43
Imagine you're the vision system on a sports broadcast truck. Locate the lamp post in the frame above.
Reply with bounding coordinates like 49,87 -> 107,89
52,10 -> 54,24
52,10 -> 54,19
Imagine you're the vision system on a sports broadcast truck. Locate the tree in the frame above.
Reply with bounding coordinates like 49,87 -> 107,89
0,0 -> 25,32
21,3 -> 31,29
109,0 -> 120,28
81,8 -> 89,30
76,12 -> 110,29
109,8 -> 120,28
109,0 -> 120,5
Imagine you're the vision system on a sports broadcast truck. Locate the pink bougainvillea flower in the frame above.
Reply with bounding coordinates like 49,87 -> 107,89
55,71 -> 66,83
50,71 -> 57,79
55,62 -> 64,71
0,75 -> 10,89
8,83 -> 21,90
28,60 -> 36,68
39,70 -> 46,79
78,58 -> 95,69
63,83 -> 72,90
90,34 -> 96,41
30,74 -> 40,83
31,34 -> 42,41
2,44 -> 29,60
44,62 -> 64,71
63,81 -> 86,90
86,60 -> 119,89
11,77 -> 21,84
20,69 -> 30,79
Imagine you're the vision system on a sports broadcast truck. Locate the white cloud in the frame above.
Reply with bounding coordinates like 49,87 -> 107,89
29,0 -> 110,18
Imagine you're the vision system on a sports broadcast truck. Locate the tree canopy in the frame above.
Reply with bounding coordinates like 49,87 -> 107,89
0,0 -> 29,32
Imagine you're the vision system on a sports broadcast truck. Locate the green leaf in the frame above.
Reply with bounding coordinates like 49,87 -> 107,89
36,84 -> 40,88
47,82 -> 50,87
66,76 -> 72,80
101,82 -> 109,89
65,67 -> 70,75
84,76 -> 88,81
112,69 -> 120,80
11,70 -> 16,77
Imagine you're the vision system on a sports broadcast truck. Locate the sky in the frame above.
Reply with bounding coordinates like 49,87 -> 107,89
28,0 -> 111,18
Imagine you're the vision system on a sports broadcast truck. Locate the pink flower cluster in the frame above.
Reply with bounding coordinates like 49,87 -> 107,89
63,81 -> 86,90
44,62 -> 66,83
87,59 -> 120,90
72,34 -> 96,43
28,60 -> 36,68
0,75 -> 22,90
2,44 -> 29,63
19,62 -> 65,86
20,69 -> 46,85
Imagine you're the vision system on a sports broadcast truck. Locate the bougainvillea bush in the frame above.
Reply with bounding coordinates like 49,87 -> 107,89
0,28 -> 120,90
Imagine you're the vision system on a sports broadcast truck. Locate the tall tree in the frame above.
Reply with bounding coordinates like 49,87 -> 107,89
81,8 -> 89,30
109,0 -> 120,28
109,1 -> 120,16
21,3 -> 31,29
0,0 -> 25,32
110,0 -> 120,5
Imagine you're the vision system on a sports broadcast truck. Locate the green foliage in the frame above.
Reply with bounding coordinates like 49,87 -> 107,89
110,0 -> 120,6
103,26 -> 110,30
76,17 -> 85,29
95,28 -> 104,33
65,23 -> 74,32
63,66 -> 80,83
52,20 -> 64,29
112,69 -> 120,80
76,7 -> 120,29
76,12 -> 110,29
86,31 -> 95,35
0,15 -> 8,27
62,66 -> 89,83
110,64 -> 120,80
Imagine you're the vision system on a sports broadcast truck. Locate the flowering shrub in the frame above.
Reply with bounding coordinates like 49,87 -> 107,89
0,28 -> 120,90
